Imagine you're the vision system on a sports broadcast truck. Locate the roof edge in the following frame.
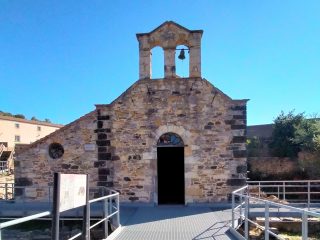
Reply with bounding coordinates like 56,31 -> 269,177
0,115 -> 63,128
16,110 -> 96,155
136,21 -> 203,38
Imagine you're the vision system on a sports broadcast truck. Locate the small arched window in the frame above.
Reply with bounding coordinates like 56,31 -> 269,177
157,132 -> 184,146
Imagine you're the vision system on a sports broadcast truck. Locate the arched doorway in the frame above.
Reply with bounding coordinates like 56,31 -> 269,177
157,132 -> 185,205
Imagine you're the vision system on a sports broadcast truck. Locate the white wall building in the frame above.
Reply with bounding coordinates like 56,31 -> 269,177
0,115 -> 63,172
0,115 -> 62,148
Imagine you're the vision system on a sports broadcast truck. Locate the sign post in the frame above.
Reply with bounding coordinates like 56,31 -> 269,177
52,173 -> 89,240
82,174 -> 90,240
52,172 -> 60,240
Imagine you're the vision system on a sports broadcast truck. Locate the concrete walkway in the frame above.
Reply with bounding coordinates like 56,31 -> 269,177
112,206 -> 236,240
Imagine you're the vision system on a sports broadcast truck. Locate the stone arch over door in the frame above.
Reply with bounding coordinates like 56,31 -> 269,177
154,125 -> 191,145
145,125 -> 193,204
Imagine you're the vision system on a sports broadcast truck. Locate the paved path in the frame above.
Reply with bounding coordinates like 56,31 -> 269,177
113,206 -> 236,240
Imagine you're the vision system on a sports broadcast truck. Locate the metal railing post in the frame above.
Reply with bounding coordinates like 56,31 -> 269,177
244,196 -> 249,239
239,195 -> 243,225
232,193 -> 235,228
23,187 -> 26,203
258,182 -> 261,198
5,183 -> 7,200
103,198 -> 109,238
109,198 -> 112,226
116,194 -> 120,227
307,181 -> 311,210
265,202 -> 269,240
302,211 -> 308,240
283,182 -> 286,201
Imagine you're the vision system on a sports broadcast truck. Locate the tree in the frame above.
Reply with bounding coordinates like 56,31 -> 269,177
269,111 -> 320,157
269,111 -> 304,157
0,111 -> 13,117
293,118 -> 320,153
13,114 -> 25,119
44,118 -> 51,123
31,116 -> 39,121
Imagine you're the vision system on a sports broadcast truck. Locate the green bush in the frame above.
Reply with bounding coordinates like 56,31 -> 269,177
269,111 -> 303,157
13,114 -> 25,119
269,111 -> 320,158
293,118 -> 320,153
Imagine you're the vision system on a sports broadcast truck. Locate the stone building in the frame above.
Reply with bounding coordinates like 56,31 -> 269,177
15,21 -> 248,204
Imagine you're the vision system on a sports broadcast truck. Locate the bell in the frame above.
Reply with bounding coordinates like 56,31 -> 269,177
178,49 -> 186,60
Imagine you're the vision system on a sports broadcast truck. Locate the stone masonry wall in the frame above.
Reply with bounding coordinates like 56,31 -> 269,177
15,77 -> 247,204
14,112 -> 97,200
97,77 -> 247,203
248,157 -> 297,176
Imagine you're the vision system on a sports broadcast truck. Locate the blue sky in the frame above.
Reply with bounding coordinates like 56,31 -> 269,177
0,0 -> 319,125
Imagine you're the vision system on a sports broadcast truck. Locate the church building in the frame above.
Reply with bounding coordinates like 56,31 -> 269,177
15,21 -> 248,204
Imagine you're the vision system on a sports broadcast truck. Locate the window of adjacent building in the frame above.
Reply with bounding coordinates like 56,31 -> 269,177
15,135 -> 20,142
15,123 -> 19,128
37,126 -> 41,131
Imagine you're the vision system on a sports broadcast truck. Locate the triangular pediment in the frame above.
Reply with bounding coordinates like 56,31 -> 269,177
136,21 -> 203,38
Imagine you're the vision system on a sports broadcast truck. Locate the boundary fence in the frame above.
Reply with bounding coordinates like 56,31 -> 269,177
230,180 -> 320,240
0,187 -> 120,240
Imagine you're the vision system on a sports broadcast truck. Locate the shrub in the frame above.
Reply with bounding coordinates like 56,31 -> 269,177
269,111 -> 320,158
269,111 -> 303,157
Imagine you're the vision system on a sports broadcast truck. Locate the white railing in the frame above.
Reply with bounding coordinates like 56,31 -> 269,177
0,144 -> 13,173
231,181 -> 320,240
0,183 -> 52,202
0,211 -> 51,240
0,162 -> 7,172
0,184 -> 118,204
0,144 -> 4,156
0,188 -> 120,240
0,183 -> 14,200
247,180 -> 320,210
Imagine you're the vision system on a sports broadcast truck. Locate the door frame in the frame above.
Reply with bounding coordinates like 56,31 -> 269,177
156,145 -> 185,205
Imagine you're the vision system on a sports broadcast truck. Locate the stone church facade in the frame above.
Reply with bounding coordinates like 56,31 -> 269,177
15,22 -> 248,204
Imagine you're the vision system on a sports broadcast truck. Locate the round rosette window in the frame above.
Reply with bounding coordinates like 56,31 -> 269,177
48,143 -> 64,159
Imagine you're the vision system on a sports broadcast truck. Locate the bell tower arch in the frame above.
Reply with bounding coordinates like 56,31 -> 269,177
136,21 -> 203,79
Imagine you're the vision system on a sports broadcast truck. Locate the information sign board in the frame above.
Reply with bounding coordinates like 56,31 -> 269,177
59,174 -> 87,212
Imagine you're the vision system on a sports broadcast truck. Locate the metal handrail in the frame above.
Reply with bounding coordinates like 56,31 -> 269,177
248,180 -> 320,183
0,162 -> 7,172
0,184 -> 51,202
0,144 -> 4,156
0,144 -> 12,173
0,211 -> 51,228
0,184 -> 116,202
231,182 -> 320,240
247,180 -> 320,210
0,188 -> 120,240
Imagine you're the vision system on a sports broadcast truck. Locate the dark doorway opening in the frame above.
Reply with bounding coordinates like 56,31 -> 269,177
157,147 -> 185,205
